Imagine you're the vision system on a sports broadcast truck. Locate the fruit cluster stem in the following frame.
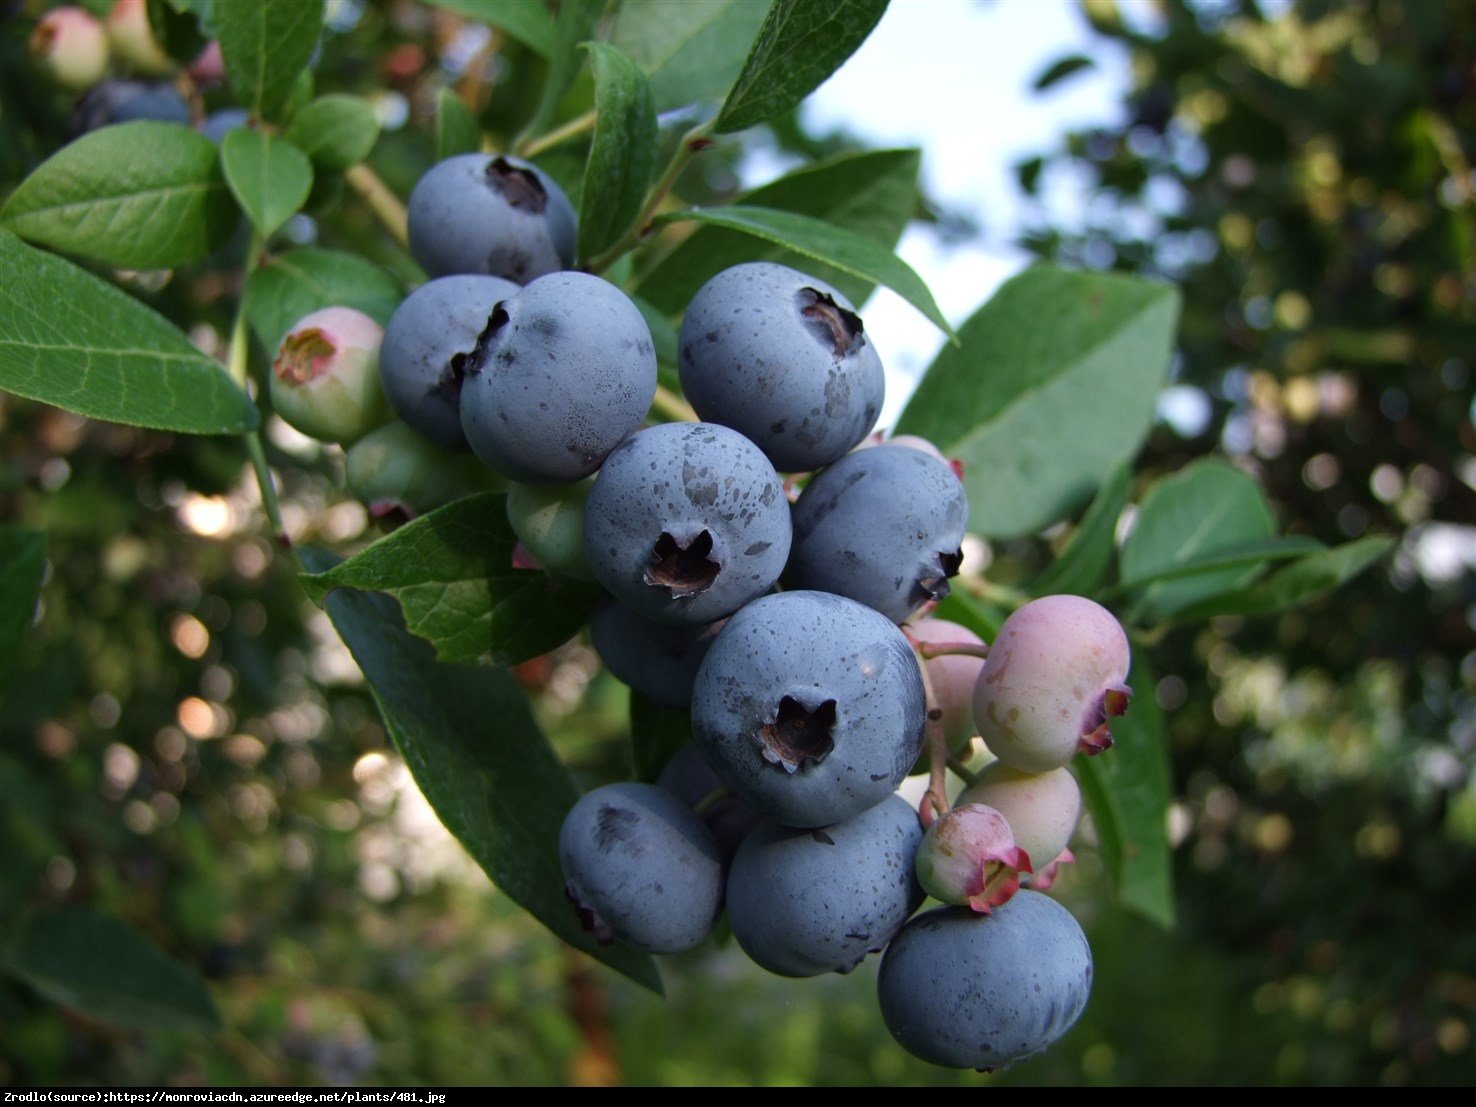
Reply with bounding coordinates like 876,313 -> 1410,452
916,640 -> 990,661
519,108 -> 597,159
912,642 -> 951,828
650,384 -> 698,423
346,164 -> 410,248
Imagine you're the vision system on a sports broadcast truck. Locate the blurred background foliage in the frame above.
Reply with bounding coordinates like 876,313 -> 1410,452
0,0 -> 1473,1087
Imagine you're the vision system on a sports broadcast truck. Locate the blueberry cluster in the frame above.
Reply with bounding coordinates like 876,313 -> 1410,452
260,145 -> 1135,1072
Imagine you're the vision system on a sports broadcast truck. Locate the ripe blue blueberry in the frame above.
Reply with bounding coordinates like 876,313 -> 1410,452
407,153 -> 576,283
379,274 -> 522,451
726,795 -> 924,977
589,598 -> 723,709
690,590 -> 926,828
788,444 -> 968,623
459,272 -> 657,484
656,743 -> 762,864
877,891 -> 1094,1070
583,422 -> 791,624
559,781 -> 723,954
72,80 -> 191,133
678,262 -> 884,472
200,108 -> 251,146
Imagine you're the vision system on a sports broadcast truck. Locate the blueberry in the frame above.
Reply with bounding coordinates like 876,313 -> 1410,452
678,262 -> 884,472
956,763 -> 1081,879
270,307 -> 387,444
583,422 -> 790,624
344,421 -> 502,522
973,594 -> 1131,772
691,590 -> 926,828
72,80 -> 191,134
200,108 -> 251,146
30,6 -> 109,91
559,781 -> 723,953
407,153 -> 576,283
459,272 -> 657,484
589,598 -> 724,708
877,891 -> 1093,1070
788,444 -> 968,623
379,275 -> 522,451
726,794 -> 923,977
656,743 -> 762,863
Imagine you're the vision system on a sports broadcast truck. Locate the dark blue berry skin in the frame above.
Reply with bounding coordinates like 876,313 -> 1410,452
380,275 -> 521,451
589,598 -> 723,709
788,444 -> 968,623
678,262 -> 884,473
73,80 -> 190,133
691,591 -> 926,828
408,153 -> 576,283
559,781 -> 723,954
877,891 -> 1094,1070
726,795 -> 923,977
199,108 -> 251,146
583,422 -> 791,625
459,272 -> 656,483
656,743 -> 762,864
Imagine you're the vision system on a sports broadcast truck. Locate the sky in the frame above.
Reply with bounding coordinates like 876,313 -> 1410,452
759,0 -> 1142,427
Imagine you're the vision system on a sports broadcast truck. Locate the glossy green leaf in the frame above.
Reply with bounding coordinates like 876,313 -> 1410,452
425,0 -> 556,57
714,0 -> 890,134
216,0 -> 324,121
655,204 -> 951,336
629,693 -> 692,784
1116,535 -> 1324,594
0,232 -> 257,434
285,95 -> 380,170
524,0 -> 603,138
146,0 -> 209,62
300,493 -> 600,666
611,0 -> 769,112
1169,536 -> 1394,621
221,129 -> 313,239
896,268 -> 1179,538
0,122 -> 236,269
436,89 -> 481,160
244,247 -> 403,353
1033,54 -> 1095,91
578,43 -> 659,261
1030,461 -> 1132,598
1,906 -> 220,1031
1121,459 -> 1275,620
301,551 -> 663,995
0,527 -> 46,698
1076,654 -> 1174,927
637,147 -> 920,313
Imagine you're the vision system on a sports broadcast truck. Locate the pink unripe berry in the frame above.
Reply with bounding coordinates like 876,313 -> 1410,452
957,762 -> 1080,875
914,802 -> 1031,913
187,41 -> 225,85
30,7 -> 110,92
107,0 -> 173,76
908,616 -> 986,752
973,594 -> 1131,772
271,307 -> 388,445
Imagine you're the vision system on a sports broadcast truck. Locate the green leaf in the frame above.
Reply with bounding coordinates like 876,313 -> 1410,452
636,147 -> 920,314
896,268 -> 1180,538
1120,459 -> 1276,620
216,0 -> 324,121
220,129 -> 313,239
1031,461 -> 1132,598
714,0 -> 890,134
0,527 -> 46,699
1033,54 -> 1095,91
611,0 -> 770,113
0,232 -> 258,434
578,44 -> 659,261
1,907 -> 220,1031
656,204 -> 951,336
629,693 -> 692,784
425,0 -> 557,57
306,551 -> 662,994
244,247 -> 403,353
524,0 -> 603,139
1117,535 -> 1324,593
1076,655 -> 1174,927
146,0 -> 209,62
1168,536 -> 1394,621
285,95 -> 381,171
436,89 -> 481,160
0,122 -> 236,269
300,493 -> 600,666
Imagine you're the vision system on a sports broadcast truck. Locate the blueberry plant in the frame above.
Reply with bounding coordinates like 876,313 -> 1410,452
0,0 -> 1393,1081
